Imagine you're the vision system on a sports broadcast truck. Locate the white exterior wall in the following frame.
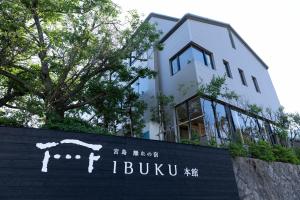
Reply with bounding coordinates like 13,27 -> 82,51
158,21 -> 198,104
158,19 -> 280,111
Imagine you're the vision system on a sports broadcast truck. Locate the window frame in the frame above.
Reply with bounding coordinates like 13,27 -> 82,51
223,60 -> 232,78
175,93 -> 277,145
169,42 -> 216,75
252,76 -> 261,93
238,68 -> 247,86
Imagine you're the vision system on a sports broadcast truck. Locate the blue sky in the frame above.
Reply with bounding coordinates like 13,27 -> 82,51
113,0 -> 300,113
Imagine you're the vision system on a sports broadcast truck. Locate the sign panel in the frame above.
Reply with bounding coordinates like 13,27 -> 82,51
0,127 -> 239,200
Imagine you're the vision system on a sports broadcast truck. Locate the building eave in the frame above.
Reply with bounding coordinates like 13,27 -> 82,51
145,12 -> 179,23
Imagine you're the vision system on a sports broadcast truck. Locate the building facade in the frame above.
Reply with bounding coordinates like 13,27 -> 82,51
131,13 -> 281,145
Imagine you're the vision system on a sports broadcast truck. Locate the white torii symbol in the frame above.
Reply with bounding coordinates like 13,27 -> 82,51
36,139 -> 102,173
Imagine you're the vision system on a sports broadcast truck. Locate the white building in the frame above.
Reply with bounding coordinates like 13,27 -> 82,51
131,13 -> 281,145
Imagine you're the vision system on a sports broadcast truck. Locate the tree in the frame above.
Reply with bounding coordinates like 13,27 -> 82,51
0,0 -> 160,131
150,93 -> 175,141
288,113 -> 300,146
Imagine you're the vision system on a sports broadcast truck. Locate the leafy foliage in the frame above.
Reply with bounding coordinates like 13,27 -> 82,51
180,139 -> 200,145
0,0 -> 161,136
249,141 -> 275,162
272,145 -> 300,165
43,116 -> 106,135
197,75 -> 239,101
150,93 -> 174,123
228,143 -> 248,157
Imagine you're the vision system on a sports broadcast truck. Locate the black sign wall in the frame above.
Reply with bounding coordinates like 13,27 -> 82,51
0,127 -> 239,200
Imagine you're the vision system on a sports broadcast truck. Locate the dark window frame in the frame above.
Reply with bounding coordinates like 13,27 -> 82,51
170,57 -> 180,75
169,41 -> 216,75
252,76 -> 261,93
223,60 -> 232,78
238,68 -> 247,86
175,92 -> 277,144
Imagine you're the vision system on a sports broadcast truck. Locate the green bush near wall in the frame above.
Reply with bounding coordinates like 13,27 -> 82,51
180,139 -> 200,145
294,147 -> 300,161
43,117 -> 106,135
228,143 -> 248,157
249,141 -> 275,162
272,145 -> 300,165
229,141 -> 300,165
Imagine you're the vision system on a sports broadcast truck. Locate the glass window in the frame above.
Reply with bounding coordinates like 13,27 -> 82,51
238,69 -> 247,86
176,103 -> 189,141
269,123 -> 278,144
204,52 -> 214,69
171,58 -> 179,75
170,44 -> 215,75
231,110 -> 260,143
178,122 -> 189,140
179,47 -> 193,69
223,60 -> 232,78
192,47 -> 205,66
188,97 -> 202,120
188,97 -> 206,144
257,119 -> 270,142
252,76 -> 261,93
201,99 -> 217,140
190,117 -> 206,144
215,103 -> 231,143
176,103 -> 188,123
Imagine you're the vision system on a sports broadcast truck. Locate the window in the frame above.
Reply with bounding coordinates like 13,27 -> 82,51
204,52 -> 214,69
188,98 -> 206,144
252,76 -> 261,93
179,48 -> 193,68
231,110 -> 260,143
223,60 -> 232,78
192,47 -> 206,66
238,68 -> 247,86
176,98 -> 206,144
214,103 -> 231,143
171,57 -> 180,75
176,103 -> 189,140
201,99 -> 217,140
170,43 -> 215,75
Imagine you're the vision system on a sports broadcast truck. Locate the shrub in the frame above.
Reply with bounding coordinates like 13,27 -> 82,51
228,143 -> 248,157
249,141 -> 275,162
294,147 -> 300,161
43,117 -> 106,135
272,145 -> 300,164
180,139 -> 200,145
208,137 -> 217,147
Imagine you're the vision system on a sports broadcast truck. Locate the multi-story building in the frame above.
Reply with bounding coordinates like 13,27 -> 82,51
131,13 -> 281,145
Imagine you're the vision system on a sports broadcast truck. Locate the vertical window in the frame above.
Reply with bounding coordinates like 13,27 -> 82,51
252,76 -> 261,93
231,110 -> 260,143
204,52 -> 214,69
228,30 -> 236,49
171,57 -> 180,75
238,68 -> 247,86
192,47 -> 206,66
188,97 -> 206,144
214,103 -> 231,143
179,48 -> 193,68
201,99 -> 217,141
223,60 -> 232,78
176,103 -> 189,140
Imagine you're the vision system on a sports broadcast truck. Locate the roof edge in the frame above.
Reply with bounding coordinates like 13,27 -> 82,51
144,12 -> 179,22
